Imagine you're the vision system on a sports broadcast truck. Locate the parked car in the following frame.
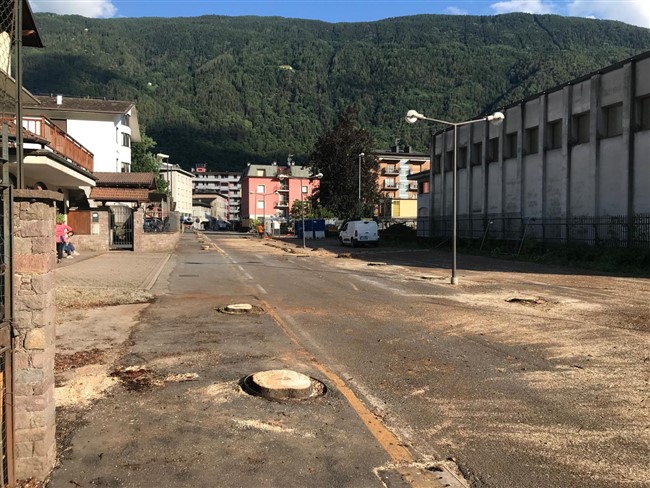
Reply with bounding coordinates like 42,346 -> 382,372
339,220 -> 379,247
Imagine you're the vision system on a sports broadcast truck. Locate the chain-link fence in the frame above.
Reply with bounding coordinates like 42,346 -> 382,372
417,214 -> 650,249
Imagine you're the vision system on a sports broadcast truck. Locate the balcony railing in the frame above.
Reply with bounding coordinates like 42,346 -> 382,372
408,183 -> 418,191
382,166 -> 399,175
22,117 -> 94,172
275,200 -> 289,208
383,181 -> 398,190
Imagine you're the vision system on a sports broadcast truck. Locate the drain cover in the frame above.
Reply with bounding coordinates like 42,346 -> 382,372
241,369 -> 327,401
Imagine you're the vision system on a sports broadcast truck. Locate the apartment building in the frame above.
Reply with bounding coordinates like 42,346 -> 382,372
191,163 -> 241,222
374,144 -> 429,219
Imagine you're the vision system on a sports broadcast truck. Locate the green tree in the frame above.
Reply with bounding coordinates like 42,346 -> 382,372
308,106 -> 380,219
131,128 -> 168,193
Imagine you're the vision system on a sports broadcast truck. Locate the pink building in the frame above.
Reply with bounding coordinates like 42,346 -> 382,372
240,163 -> 320,225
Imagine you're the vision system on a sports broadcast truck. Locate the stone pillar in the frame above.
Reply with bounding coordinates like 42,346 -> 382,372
132,207 -> 144,252
12,190 -> 61,480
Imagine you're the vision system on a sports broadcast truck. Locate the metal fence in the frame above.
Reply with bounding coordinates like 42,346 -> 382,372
417,214 -> 650,249
0,181 -> 12,487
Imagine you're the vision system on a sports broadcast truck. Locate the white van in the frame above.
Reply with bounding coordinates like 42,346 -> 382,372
339,220 -> 379,247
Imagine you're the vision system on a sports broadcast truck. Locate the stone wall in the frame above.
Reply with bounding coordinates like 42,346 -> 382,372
70,209 -> 109,252
12,190 -> 60,481
134,209 -> 181,252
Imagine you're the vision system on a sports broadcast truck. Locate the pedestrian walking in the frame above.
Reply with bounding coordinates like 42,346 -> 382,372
257,223 -> 264,239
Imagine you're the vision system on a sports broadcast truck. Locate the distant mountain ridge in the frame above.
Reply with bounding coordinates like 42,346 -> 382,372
23,12 -> 650,171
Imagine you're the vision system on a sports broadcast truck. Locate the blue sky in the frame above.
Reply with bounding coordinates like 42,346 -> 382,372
29,0 -> 650,28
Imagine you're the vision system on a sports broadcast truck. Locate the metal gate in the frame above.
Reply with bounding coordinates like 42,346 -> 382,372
109,206 -> 134,250
0,181 -> 13,487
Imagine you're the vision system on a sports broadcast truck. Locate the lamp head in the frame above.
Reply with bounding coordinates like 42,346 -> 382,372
313,173 -> 323,179
405,110 -> 424,124
487,111 -> 505,125
359,152 -> 364,157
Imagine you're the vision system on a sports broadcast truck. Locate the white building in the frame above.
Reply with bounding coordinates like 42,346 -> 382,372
159,158 -> 194,218
191,163 -> 241,222
411,49 -> 650,246
0,8 -> 96,208
24,95 -> 140,173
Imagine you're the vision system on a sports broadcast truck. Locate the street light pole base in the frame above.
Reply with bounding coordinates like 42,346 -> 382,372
450,276 -> 459,285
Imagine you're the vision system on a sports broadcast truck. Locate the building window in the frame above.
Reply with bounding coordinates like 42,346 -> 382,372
383,178 -> 397,189
121,133 -> 131,148
471,142 -> 482,166
523,127 -> 539,155
487,137 -> 499,163
121,114 -> 130,127
572,113 -> 590,144
445,150 -> 453,171
256,184 -> 265,193
547,120 -> 562,150
433,155 -> 441,174
456,147 -> 467,169
256,169 -> 266,177
636,96 -> 650,131
121,162 -> 131,173
257,200 -> 264,209
602,103 -> 623,138
504,132 -> 517,159
419,181 -> 429,194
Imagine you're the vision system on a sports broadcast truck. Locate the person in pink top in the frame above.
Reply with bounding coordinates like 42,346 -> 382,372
55,214 -> 72,263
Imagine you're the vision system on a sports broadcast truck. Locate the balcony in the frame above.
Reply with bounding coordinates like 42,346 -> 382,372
277,184 -> 289,192
275,200 -> 289,208
408,182 -> 418,192
21,117 -> 94,172
382,166 -> 399,176
383,181 -> 398,190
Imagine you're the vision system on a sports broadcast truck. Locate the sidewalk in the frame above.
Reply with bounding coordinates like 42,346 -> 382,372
55,251 -> 171,290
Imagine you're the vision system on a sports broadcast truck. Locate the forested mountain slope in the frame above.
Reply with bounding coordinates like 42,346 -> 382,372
24,13 -> 650,170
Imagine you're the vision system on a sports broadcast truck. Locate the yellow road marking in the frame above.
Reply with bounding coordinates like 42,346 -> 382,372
262,301 -> 413,464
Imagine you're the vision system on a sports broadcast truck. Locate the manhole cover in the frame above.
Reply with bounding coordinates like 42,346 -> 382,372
506,296 -> 546,305
216,303 -> 263,315
241,369 -> 327,401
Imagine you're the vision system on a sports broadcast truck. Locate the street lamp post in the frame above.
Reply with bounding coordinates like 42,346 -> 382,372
405,109 -> 504,285
358,153 -> 364,218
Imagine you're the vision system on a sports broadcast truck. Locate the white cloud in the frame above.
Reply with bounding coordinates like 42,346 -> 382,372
446,6 -> 469,15
490,0 -> 556,15
30,0 -> 117,18
567,0 -> 650,28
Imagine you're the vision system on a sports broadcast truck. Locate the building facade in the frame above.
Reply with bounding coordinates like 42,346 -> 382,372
414,50 -> 650,245
159,159 -> 194,218
374,144 -> 429,219
191,164 -> 241,222
240,163 -> 319,226
24,96 -> 140,173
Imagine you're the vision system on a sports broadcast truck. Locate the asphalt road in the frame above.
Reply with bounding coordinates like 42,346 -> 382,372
51,232 -> 650,488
